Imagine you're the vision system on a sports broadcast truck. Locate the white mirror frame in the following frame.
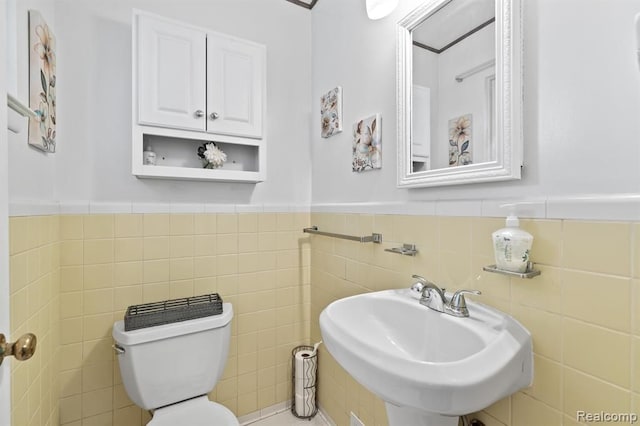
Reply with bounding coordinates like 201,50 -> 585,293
397,0 -> 523,188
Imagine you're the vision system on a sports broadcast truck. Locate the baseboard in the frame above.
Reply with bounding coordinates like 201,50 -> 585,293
237,400 -> 336,425
238,401 -> 291,425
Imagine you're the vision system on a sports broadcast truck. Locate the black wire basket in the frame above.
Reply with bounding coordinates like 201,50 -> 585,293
291,345 -> 318,419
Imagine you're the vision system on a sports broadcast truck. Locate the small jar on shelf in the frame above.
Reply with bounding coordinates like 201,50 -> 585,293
143,145 -> 156,165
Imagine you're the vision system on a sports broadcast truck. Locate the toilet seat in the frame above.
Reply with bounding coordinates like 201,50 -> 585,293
148,396 -> 239,426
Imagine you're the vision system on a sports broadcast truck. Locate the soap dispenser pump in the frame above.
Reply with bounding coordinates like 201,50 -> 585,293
492,208 -> 533,273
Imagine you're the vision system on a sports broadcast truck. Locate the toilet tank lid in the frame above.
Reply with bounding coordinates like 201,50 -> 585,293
113,302 -> 233,345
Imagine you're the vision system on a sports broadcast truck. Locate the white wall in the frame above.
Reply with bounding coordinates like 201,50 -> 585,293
414,26 -> 495,170
7,0 -> 57,204
46,0 -> 312,206
433,23 -> 494,168
311,0 -> 640,204
412,45 -> 438,170
8,0 -> 640,207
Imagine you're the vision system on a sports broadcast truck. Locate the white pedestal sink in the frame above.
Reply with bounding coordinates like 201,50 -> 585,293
319,289 -> 533,426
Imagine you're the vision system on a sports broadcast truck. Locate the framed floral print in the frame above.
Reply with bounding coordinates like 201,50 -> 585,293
448,114 -> 472,167
320,87 -> 342,138
28,10 -> 56,153
352,113 -> 382,172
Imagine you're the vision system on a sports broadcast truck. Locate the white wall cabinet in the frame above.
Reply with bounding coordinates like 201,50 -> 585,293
133,11 -> 266,182
138,15 -> 206,131
207,35 -> 264,138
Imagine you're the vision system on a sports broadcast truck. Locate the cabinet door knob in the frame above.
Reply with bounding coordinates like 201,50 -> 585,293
209,112 -> 220,120
194,110 -> 205,118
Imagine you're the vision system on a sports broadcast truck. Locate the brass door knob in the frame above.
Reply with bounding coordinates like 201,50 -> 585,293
0,333 -> 37,365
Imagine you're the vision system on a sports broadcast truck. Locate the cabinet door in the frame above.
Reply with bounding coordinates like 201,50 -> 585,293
412,85 -> 431,159
138,15 -> 206,131
207,34 -> 265,138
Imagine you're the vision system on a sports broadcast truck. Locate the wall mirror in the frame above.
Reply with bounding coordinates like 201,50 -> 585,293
396,0 -> 522,188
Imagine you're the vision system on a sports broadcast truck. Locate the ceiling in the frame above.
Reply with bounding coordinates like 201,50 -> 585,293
412,0 -> 495,53
285,0 -> 493,54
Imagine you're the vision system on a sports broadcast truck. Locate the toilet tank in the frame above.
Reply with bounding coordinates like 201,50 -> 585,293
112,303 -> 233,410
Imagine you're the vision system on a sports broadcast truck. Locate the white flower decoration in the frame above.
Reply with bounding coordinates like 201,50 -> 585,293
203,143 -> 227,168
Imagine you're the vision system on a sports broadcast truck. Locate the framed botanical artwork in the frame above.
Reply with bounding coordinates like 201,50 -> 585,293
28,10 -> 56,152
352,113 -> 381,172
448,114 -> 472,167
320,86 -> 342,138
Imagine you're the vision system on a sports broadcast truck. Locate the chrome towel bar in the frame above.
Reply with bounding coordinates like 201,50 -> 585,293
303,226 -> 382,244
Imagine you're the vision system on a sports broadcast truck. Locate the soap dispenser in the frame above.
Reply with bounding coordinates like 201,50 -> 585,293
492,210 -> 533,273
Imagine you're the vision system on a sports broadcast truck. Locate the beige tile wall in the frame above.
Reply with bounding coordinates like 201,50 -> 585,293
8,215 -> 61,426
9,211 -> 637,426
310,213 -> 640,426
10,212 -> 311,426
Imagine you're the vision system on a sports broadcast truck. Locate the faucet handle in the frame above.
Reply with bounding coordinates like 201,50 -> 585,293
410,275 -> 426,294
410,281 -> 424,294
449,290 -> 481,316
411,275 -> 445,297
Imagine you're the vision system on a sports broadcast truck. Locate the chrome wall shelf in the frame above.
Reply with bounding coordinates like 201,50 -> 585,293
385,244 -> 418,256
303,226 -> 382,244
483,262 -> 541,279
455,59 -> 496,82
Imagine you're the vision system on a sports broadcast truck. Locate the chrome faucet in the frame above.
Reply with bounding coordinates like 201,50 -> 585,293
410,274 -> 481,318
411,274 -> 447,311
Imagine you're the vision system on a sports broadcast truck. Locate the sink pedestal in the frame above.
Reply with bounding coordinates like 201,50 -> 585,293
386,403 -> 459,426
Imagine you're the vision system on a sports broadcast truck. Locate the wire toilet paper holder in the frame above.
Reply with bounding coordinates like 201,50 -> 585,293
291,345 -> 318,419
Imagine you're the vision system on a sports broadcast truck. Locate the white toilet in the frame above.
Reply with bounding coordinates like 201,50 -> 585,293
112,303 -> 238,426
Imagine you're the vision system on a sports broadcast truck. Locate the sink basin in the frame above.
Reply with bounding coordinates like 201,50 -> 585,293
319,289 -> 532,426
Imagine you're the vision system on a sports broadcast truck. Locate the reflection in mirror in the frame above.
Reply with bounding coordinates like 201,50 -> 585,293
411,0 -> 496,172
397,0 -> 522,188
